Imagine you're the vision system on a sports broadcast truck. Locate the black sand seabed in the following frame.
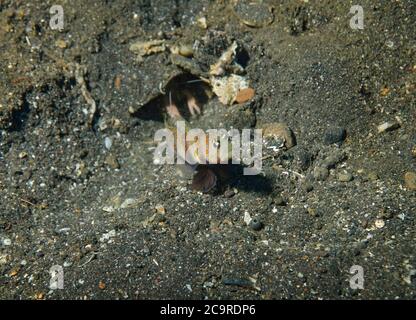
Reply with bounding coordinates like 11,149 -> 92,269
0,0 -> 415,299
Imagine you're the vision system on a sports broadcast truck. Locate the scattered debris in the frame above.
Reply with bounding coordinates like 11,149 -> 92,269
377,121 -> 400,133
262,122 -> 297,150
18,151 -> 28,159
197,16 -> 208,29
243,211 -> 252,225
78,251 -> 98,268
169,44 -> 194,58
155,204 -> 166,214
104,137 -> 112,150
141,213 -> 157,228
114,75 -> 122,90
211,74 -> 249,105
129,39 -> 166,62
73,63 -> 97,127
210,41 -> 238,77
404,172 -> 416,190
1,238 -> 12,246
9,269 -> 19,277
206,41 -> 252,105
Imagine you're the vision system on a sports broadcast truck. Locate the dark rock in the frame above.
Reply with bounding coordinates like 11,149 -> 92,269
79,149 -> 88,159
323,127 -> 347,145
249,217 -> 263,231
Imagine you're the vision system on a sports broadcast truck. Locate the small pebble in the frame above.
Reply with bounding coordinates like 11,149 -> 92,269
411,146 -> 416,158
377,121 -> 400,133
368,172 -> 379,181
262,122 -> 297,149
197,16 -> 207,29
235,87 -> 255,104
404,172 -> 416,190
313,167 -> 329,181
155,204 -> 166,214
338,172 -> 353,182
18,151 -> 28,159
2,238 -> 11,246
249,217 -> 263,231
323,127 -> 347,145
55,39 -> 67,49
35,292 -> 44,300
374,219 -> 385,229
104,137 -> 112,150
105,154 -> 120,169
243,211 -> 252,225
10,269 -> 19,277
98,281 -> 106,290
